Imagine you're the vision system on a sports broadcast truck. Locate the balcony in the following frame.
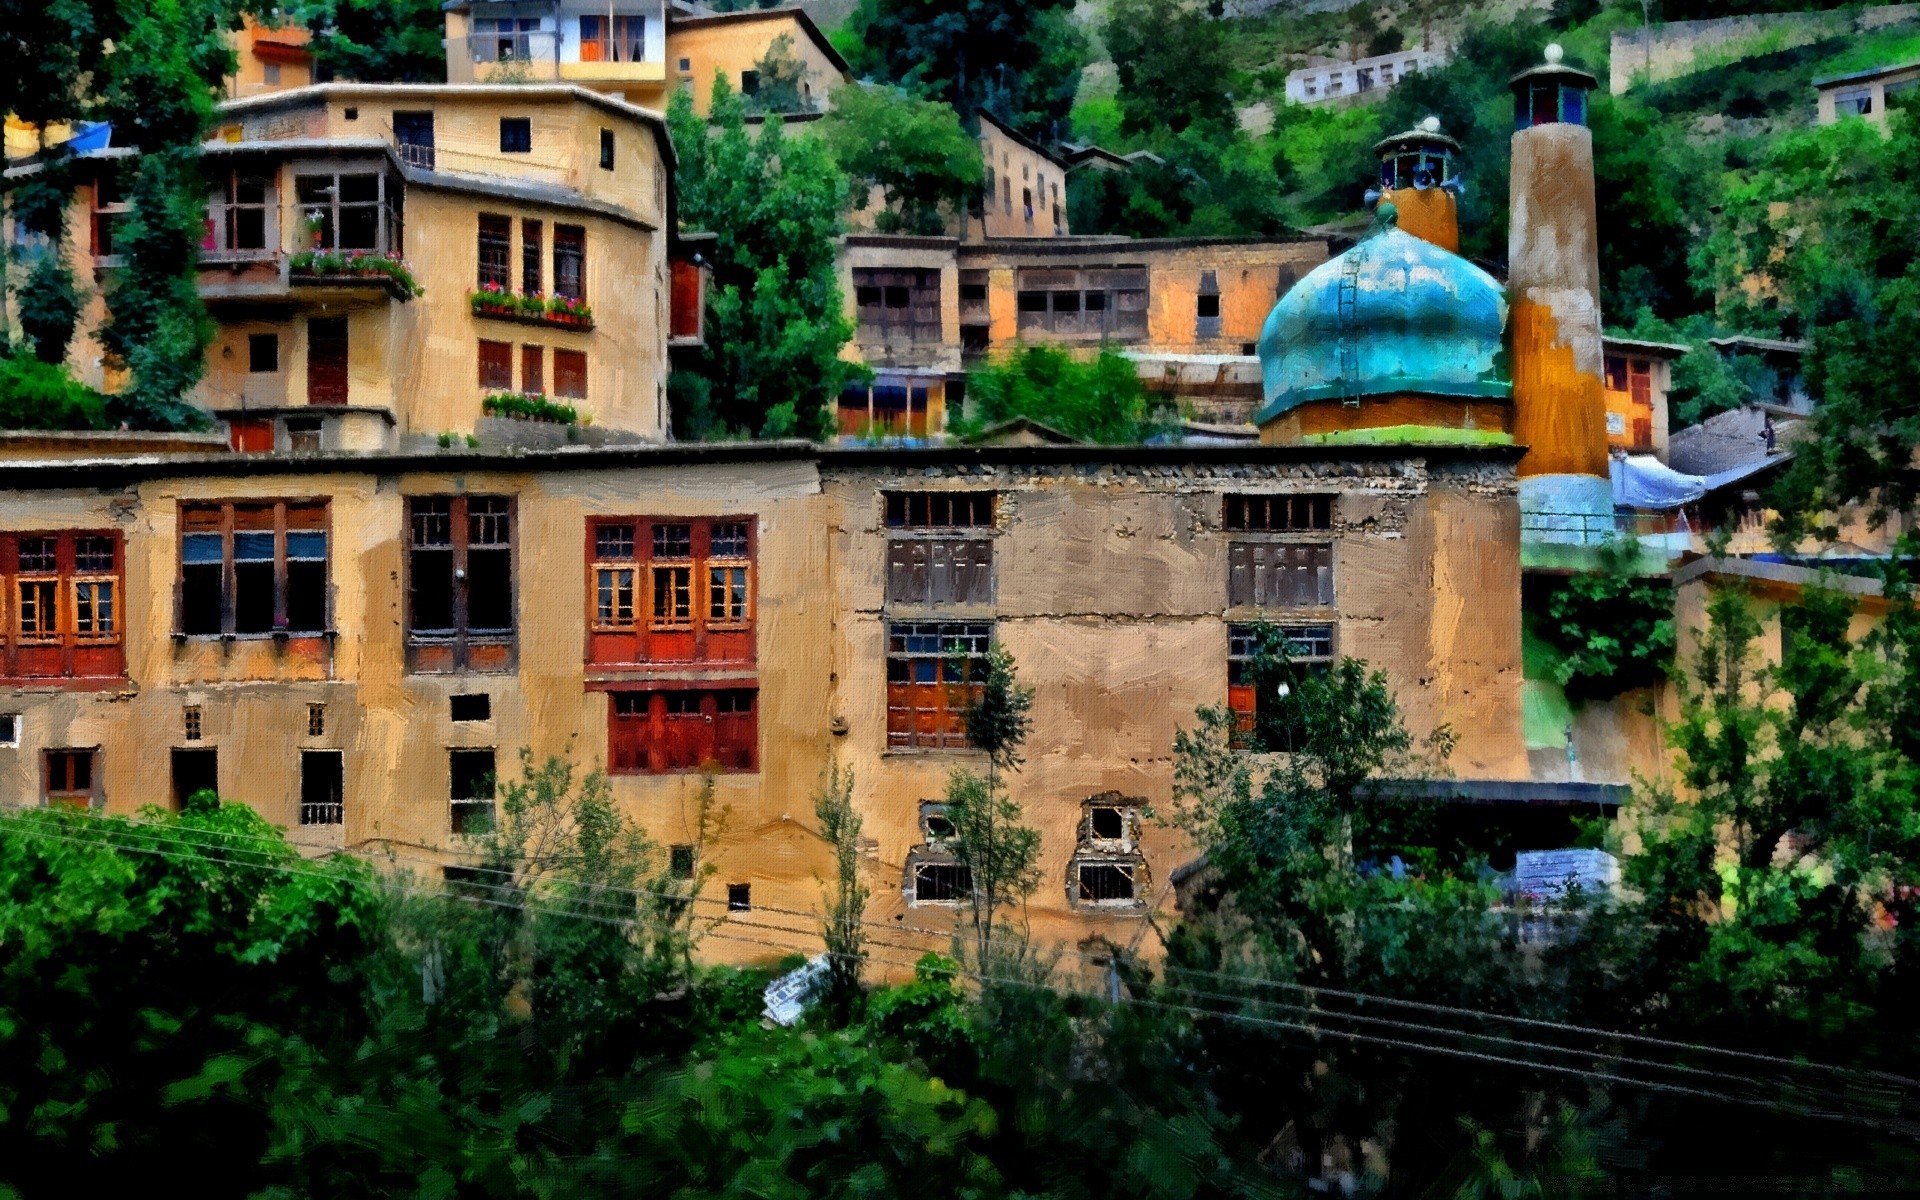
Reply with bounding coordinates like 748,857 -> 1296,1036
444,30 -> 666,85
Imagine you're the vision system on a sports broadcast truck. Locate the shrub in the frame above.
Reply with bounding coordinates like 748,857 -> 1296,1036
0,351 -> 107,431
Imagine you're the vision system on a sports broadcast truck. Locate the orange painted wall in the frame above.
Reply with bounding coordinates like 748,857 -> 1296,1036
1381,187 -> 1458,253
1509,299 -> 1609,479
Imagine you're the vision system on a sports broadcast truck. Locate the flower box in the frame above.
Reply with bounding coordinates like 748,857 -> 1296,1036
468,290 -> 595,331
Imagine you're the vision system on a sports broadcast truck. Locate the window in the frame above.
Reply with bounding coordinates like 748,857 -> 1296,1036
1228,623 -> 1334,749
184,705 -> 202,741
886,492 -> 994,606
393,111 -> 435,169
521,219 -> 542,295
263,62 -> 282,85
300,750 -> 344,826
553,349 -> 587,400
600,128 -> 615,170
500,117 -> 532,153
740,69 -> 760,96
248,333 -> 279,373
608,688 -> 758,773
554,224 -> 585,300
1,532 -> 126,680
521,345 -> 544,395
1197,270 -> 1222,337
1074,862 -> 1139,905
0,714 -> 17,747
179,502 -> 330,636
588,517 -> 757,666
207,171 -> 273,256
308,316 -> 348,405
92,169 -> 129,258
1225,494 -> 1332,532
851,268 -> 940,343
886,621 -> 990,749
669,844 -> 696,878
885,492 -> 994,528
171,748 -> 218,810
308,703 -> 326,737
406,496 -> 515,673
912,861 -> 972,903
727,882 -> 751,911
450,749 -> 496,834
295,172 -> 394,252
921,801 -> 955,842
451,693 -> 491,722
1835,86 -> 1873,117
287,419 -> 322,454
1227,543 -> 1334,608
45,749 -> 96,810
678,56 -> 691,71
579,14 -> 645,62
838,377 -> 935,438
478,214 -> 511,290
478,339 -> 513,391
1014,266 -> 1148,338
1084,796 -> 1137,850
1356,67 -> 1374,91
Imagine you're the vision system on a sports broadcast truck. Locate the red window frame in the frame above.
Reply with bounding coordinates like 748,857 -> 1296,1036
608,688 -> 757,774
0,532 -> 126,683
885,621 -> 990,750
585,516 -> 756,668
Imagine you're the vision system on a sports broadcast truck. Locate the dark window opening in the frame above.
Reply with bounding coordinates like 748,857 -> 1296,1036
914,862 -> 972,902
554,224 -> 585,300
599,128 -> 615,170
300,750 -> 344,826
884,492 -> 994,529
1077,863 -> 1137,903
46,749 -> 96,809
1225,493 -> 1333,532
248,333 -> 279,373
1090,806 -> 1125,840
407,496 -> 515,673
178,501 -> 330,637
171,748 -> 218,810
450,748 -> 496,835
727,882 -> 751,911
500,117 -> 532,153
478,214 -> 511,290
669,844 -> 696,878
451,693 -> 492,722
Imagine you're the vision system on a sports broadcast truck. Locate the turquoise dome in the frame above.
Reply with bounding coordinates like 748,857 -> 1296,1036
1254,221 -> 1510,424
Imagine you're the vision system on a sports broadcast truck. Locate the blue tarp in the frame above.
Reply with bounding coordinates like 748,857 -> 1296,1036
1611,453 -> 1705,511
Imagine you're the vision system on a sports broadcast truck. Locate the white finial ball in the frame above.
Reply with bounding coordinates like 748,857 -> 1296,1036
1544,43 -> 1565,64
1419,115 -> 1441,133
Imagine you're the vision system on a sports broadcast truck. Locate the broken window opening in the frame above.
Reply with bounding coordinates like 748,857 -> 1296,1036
1074,861 -> 1141,906
1228,623 -> 1335,751
300,749 -> 344,826
449,748 -> 496,835
912,860 -> 972,904
1225,493 -> 1333,532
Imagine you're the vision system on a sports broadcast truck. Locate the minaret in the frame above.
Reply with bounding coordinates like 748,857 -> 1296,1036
1506,45 -> 1609,544
1372,116 -> 1461,253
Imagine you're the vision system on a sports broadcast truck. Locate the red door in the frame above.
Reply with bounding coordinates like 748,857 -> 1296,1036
307,317 -> 348,406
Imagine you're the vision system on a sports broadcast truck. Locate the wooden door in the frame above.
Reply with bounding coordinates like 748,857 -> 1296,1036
307,317 -> 348,406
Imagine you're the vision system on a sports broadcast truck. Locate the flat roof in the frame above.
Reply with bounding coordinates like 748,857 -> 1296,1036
1813,60 -> 1920,89
1602,335 -> 1690,358
0,438 -> 1524,488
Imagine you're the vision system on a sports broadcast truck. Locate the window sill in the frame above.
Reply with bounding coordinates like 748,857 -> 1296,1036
172,630 -> 337,642
881,746 -> 985,759
607,767 -> 759,778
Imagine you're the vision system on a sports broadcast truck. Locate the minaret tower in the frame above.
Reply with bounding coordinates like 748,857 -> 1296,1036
1372,116 -> 1462,253
1506,45 -> 1609,543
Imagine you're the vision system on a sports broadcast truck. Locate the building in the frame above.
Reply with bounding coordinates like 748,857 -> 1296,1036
5,83 -> 681,449
970,112 -> 1073,241
1600,336 -> 1687,459
1814,60 -> 1920,125
0,436 -> 1530,957
226,16 -> 316,100
1285,46 -> 1446,107
834,233 -> 1334,437
441,0 -> 850,115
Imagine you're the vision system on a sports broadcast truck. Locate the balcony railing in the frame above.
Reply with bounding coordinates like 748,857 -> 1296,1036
446,32 -> 562,83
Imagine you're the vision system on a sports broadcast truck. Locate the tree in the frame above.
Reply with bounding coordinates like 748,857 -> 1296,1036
819,84 -> 984,236
742,33 -> 808,115
841,0 -> 1085,140
952,344 -> 1174,444
7,175 -> 84,365
1535,535 -> 1676,701
298,0 -> 447,83
667,76 -> 864,439
945,646 -> 1041,966
814,762 -> 869,1013
1104,0 -> 1236,138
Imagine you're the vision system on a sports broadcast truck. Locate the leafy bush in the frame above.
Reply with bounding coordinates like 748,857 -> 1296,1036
1536,537 -> 1676,700
0,351 -> 107,430
482,390 -> 580,424
954,345 -> 1174,444
291,249 -> 424,297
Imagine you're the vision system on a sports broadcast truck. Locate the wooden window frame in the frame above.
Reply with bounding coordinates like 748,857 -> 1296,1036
553,224 -> 586,301
852,267 -> 941,343
405,495 -> 517,675
553,348 -> 587,400
1226,540 -> 1335,609
1227,622 -> 1335,747
521,218 -> 543,295
293,169 -> 398,254
478,338 -> 514,391
1224,493 -> 1333,532
0,532 -> 126,682
477,214 -> 511,291
885,620 -> 990,750
44,747 -> 100,810
584,517 -> 756,667
176,501 -> 333,639
607,687 -> 759,775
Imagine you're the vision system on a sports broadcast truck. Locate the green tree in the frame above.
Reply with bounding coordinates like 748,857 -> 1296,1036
813,761 -> 869,1014
842,0 -> 1086,139
7,175 -> 84,365
0,349 -> 107,429
820,84 -> 985,236
954,344 -> 1174,444
945,645 -> 1041,966
1104,0 -> 1236,137
667,75 -> 864,439
1535,536 -> 1676,701
742,33 -> 808,114
297,0 -> 447,82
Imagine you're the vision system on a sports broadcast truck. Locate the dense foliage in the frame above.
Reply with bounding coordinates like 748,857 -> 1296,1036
1534,537 -> 1678,701
820,84 -> 985,236
953,345 -> 1175,444
296,0 -> 447,82
667,76 -> 864,439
